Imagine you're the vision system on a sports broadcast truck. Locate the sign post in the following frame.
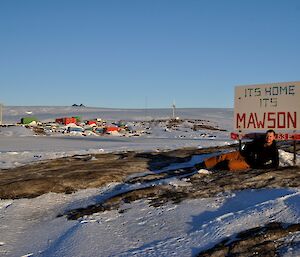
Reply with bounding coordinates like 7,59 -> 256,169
294,139 -> 297,166
234,81 -> 300,165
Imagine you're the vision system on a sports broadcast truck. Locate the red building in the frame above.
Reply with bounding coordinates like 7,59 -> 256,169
105,126 -> 120,132
87,120 -> 97,125
55,117 -> 77,125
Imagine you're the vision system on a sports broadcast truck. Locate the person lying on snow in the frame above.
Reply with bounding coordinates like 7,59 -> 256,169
195,129 -> 279,172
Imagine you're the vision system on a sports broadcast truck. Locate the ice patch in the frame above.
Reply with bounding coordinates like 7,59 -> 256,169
279,149 -> 300,167
20,253 -> 34,257
0,200 -> 13,209
169,179 -> 192,187
197,169 -> 212,174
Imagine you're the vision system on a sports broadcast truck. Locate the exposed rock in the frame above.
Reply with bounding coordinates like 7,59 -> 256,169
1,142 -> 299,256
1,143 -> 299,217
59,165 -> 299,220
0,145 -> 232,199
197,222 -> 300,257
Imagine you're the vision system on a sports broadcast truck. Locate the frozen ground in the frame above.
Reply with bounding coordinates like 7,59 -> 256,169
1,187 -> 300,257
0,107 -> 299,256
0,107 -> 234,169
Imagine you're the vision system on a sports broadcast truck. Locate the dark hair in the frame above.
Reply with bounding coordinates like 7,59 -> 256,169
266,129 -> 276,136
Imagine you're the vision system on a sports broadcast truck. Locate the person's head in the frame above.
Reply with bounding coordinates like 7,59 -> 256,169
265,129 -> 276,146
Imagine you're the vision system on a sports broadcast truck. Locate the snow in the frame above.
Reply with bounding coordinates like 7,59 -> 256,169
197,169 -> 212,175
0,107 -> 299,256
279,149 -> 299,167
1,188 -> 299,257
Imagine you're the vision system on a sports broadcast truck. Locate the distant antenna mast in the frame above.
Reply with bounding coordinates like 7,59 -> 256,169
172,100 -> 176,119
0,103 -> 3,125
145,96 -> 148,120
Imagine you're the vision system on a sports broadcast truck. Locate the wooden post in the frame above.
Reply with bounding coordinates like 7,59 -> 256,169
293,139 -> 297,166
238,131 -> 242,152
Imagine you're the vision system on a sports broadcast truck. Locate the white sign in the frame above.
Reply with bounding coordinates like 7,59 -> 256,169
234,81 -> 300,132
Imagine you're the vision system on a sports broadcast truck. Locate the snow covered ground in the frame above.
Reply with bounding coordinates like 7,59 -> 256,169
0,107 -> 234,169
1,187 -> 300,257
0,107 -> 299,256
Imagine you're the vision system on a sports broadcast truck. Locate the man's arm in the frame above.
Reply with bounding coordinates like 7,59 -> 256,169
263,146 -> 279,169
272,147 -> 279,168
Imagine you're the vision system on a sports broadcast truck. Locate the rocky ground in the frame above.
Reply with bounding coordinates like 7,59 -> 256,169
0,144 -> 234,199
0,142 -> 299,256
198,222 -> 300,257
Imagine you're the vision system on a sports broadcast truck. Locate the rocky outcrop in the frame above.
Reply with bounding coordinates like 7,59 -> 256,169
60,165 -> 299,220
198,222 -> 300,257
0,145 -> 232,199
1,142 -> 299,256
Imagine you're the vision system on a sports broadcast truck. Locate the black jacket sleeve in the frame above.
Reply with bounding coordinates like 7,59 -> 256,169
241,138 -> 279,169
266,145 -> 279,169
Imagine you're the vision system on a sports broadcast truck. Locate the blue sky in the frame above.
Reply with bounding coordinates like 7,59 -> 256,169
0,0 -> 299,108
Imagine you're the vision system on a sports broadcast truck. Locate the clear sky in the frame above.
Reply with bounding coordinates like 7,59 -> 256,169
0,0 -> 299,108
